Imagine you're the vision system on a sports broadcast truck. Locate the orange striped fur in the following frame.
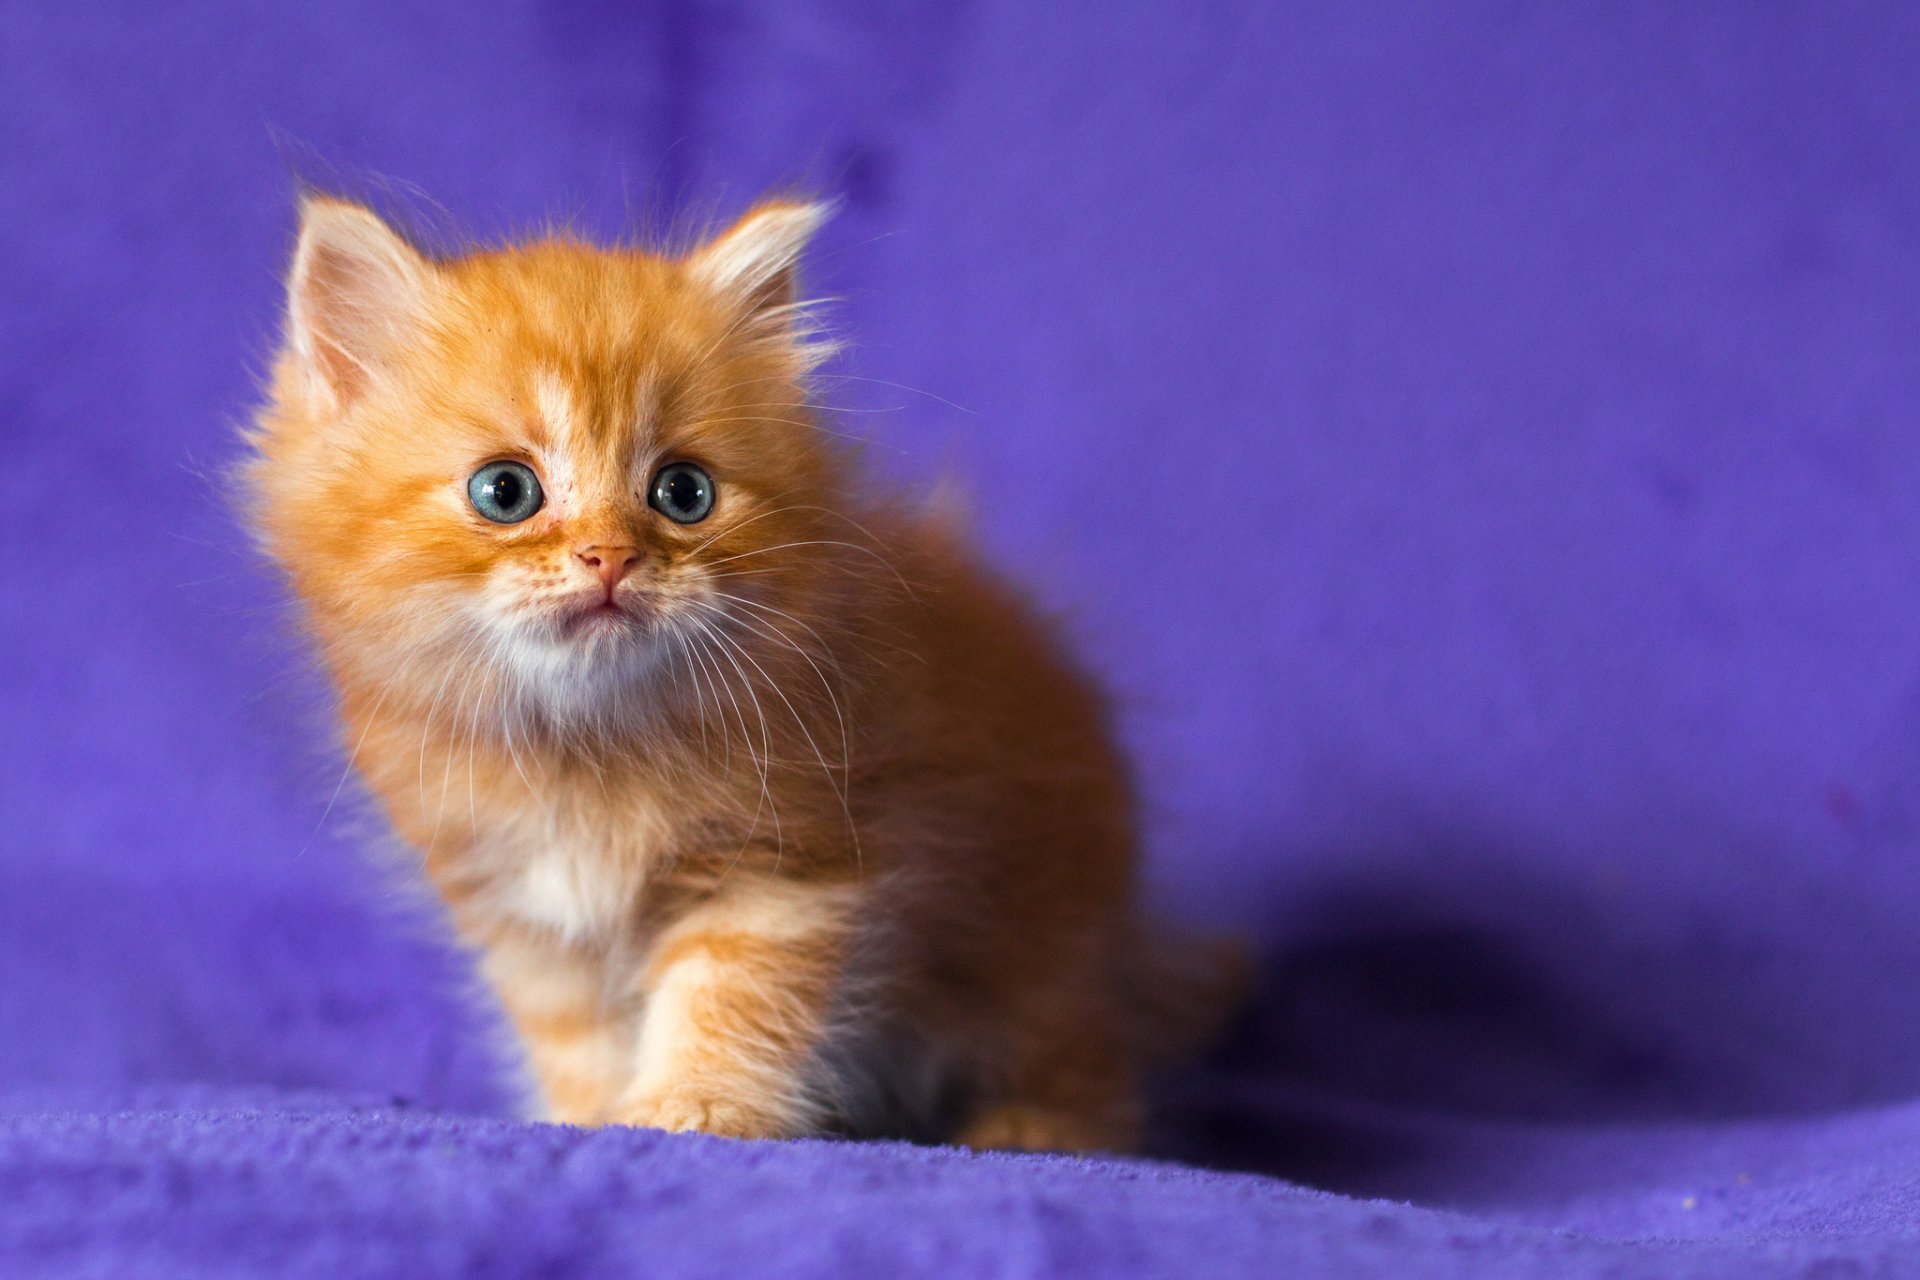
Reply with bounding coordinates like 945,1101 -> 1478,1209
246,194 -> 1242,1150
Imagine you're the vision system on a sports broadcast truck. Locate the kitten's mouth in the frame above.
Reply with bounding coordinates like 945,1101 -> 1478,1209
556,595 -> 648,637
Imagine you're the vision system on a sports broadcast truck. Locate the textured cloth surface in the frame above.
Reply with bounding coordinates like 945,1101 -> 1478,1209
7,2 -> 1920,1276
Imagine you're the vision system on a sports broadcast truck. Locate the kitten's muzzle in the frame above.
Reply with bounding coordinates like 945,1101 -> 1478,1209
576,544 -> 640,596
556,598 -> 645,638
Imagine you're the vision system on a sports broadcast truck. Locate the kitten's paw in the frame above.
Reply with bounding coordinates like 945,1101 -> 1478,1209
616,1088 -> 792,1140
956,1102 -> 1132,1154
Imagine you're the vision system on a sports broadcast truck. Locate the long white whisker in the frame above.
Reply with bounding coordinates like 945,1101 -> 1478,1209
697,599 -> 862,874
419,631 -> 489,857
706,593 -> 853,761
693,414 -> 869,446
664,628 -> 713,761
687,627 -> 737,771
682,504 -> 816,558
700,539 -> 919,598
695,615 -> 783,869
699,606 -> 841,786
298,662 -> 406,859
806,372 -> 976,415
427,643 -> 487,862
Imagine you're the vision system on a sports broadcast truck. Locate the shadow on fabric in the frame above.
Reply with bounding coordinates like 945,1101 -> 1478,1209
1145,852 -> 1920,1193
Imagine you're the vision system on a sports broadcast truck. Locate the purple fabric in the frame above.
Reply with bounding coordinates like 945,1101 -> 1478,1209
5,2 -> 1920,1274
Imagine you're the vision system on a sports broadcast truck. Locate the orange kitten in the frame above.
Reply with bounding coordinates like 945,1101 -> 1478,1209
246,194 -> 1242,1150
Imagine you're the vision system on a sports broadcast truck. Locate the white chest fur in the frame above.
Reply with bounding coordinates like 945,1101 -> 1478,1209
473,790 -> 674,945
510,843 -> 639,942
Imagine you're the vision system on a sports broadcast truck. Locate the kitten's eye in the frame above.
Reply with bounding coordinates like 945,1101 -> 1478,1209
648,461 -> 715,525
468,461 -> 544,524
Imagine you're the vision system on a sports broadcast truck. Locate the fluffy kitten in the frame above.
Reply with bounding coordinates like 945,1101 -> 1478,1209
246,194 -> 1240,1150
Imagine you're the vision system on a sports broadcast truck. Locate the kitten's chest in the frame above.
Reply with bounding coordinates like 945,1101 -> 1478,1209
468,786 -> 680,944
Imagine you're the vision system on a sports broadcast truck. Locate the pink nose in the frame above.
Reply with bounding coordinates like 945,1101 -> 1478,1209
576,544 -> 639,593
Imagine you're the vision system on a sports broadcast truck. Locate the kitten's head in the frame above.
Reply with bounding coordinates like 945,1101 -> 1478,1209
249,196 -> 852,730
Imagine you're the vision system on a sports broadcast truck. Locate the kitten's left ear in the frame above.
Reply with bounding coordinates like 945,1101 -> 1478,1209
686,199 -> 831,317
285,197 -> 435,410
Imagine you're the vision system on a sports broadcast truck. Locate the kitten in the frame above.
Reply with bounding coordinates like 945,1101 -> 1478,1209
246,194 -> 1242,1150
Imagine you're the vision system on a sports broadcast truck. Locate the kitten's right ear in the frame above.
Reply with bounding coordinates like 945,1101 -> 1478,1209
285,197 -> 433,409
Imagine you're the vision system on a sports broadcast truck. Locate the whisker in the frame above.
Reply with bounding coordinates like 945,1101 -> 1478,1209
663,629 -> 712,761
807,372 -> 976,415
296,663 -> 407,859
696,598 -> 862,873
691,617 -> 779,875
700,539 -> 920,600
693,614 -> 784,870
418,633 -> 482,826
693,413 -> 872,446
425,638 -> 486,861
717,400 -> 904,416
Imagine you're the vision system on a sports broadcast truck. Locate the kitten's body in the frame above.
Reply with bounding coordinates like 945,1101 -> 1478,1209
248,197 -> 1236,1149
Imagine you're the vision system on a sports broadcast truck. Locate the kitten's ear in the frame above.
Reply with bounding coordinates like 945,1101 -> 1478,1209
285,197 -> 433,408
686,199 -> 830,316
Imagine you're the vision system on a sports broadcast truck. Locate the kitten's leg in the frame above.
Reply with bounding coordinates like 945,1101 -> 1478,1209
612,877 -> 856,1140
958,1090 -> 1139,1154
477,925 -> 631,1125
955,989 -> 1142,1154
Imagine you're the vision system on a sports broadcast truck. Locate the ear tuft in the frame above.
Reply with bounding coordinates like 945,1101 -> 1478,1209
686,200 -> 831,313
286,197 -> 432,407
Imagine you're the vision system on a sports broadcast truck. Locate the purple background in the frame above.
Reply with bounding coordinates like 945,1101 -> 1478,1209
7,2 -> 1920,1274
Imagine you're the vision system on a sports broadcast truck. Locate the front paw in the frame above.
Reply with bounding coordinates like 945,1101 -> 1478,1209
956,1102 -> 1135,1154
616,1088 -> 794,1140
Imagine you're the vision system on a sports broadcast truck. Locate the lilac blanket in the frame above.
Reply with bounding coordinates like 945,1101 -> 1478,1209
7,2 -> 1920,1275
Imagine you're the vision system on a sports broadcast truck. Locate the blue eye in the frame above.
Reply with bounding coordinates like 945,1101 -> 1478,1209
468,461 -> 544,524
649,461 -> 715,524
